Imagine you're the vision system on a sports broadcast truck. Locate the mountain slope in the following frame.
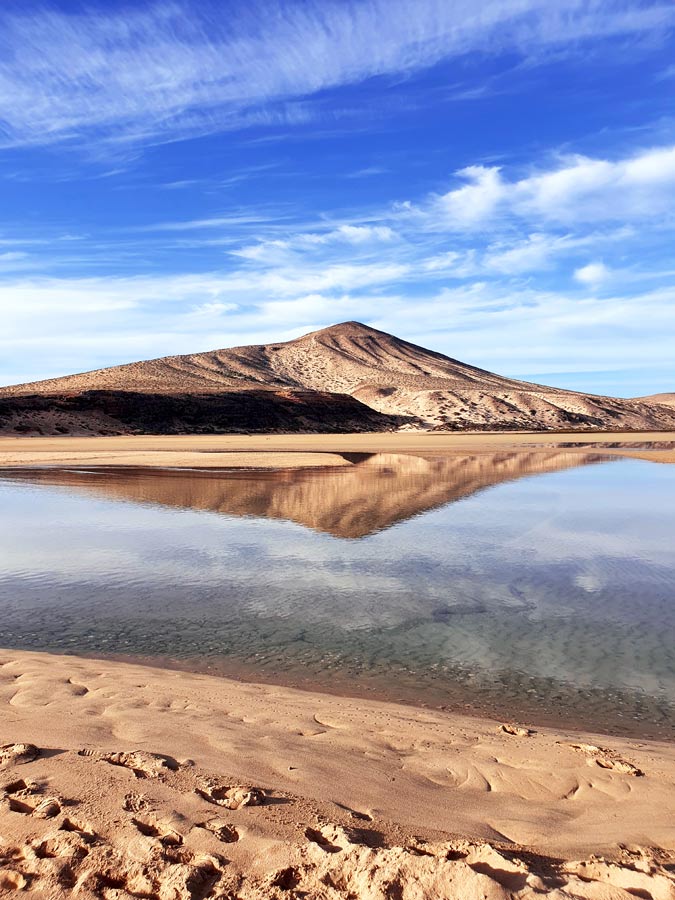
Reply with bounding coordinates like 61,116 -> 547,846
2,322 -> 675,434
0,321 -> 528,396
637,393 -> 675,409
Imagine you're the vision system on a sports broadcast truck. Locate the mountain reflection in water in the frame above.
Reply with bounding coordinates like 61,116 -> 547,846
1,450 -> 674,738
0,450 -> 613,538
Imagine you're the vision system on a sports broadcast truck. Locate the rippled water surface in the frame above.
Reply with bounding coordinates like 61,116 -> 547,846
1,449 -> 674,736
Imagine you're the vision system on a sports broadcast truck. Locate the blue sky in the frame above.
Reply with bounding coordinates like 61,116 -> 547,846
1,0 -> 675,396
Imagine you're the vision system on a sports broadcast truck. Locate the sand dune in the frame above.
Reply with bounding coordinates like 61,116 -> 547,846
3,322 -> 675,433
1,450 -> 613,538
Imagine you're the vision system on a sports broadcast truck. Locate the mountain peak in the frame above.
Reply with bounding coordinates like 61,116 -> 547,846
304,320 -> 380,338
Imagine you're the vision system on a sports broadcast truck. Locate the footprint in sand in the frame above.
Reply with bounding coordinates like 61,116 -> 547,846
0,743 -> 39,767
0,869 -> 27,891
131,815 -> 184,846
305,826 -> 343,853
563,743 -> 644,776
32,797 -> 62,819
2,778 -> 38,811
499,723 -> 534,737
197,818 -> 239,843
2,795 -> 34,814
122,791 -> 151,812
60,817 -> 98,843
2,777 -> 39,798
78,749 -> 179,779
1,778 -> 62,818
163,853 -> 222,900
196,781 -> 265,810
333,802 -> 374,822
66,677 -> 89,696
33,829 -> 92,862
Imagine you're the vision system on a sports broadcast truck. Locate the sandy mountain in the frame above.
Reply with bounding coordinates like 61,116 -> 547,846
636,392 -> 675,409
2,321 -> 675,433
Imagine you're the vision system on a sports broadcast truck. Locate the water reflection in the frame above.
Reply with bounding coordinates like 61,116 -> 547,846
0,449 -> 613,538
1,451 -> 674,736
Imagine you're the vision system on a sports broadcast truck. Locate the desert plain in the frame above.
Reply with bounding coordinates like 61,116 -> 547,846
1,432 -> 675,899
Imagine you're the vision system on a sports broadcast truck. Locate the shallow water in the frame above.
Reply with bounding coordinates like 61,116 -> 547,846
1,449 -> 675,736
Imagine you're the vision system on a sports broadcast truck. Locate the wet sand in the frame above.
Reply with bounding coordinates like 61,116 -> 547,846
1,650 -> 674,898
1,429 -> 675,468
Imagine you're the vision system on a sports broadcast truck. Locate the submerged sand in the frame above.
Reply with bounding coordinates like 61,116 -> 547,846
1,651 -> 674,898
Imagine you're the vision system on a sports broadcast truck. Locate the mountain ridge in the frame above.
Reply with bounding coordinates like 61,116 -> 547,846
1,322 -> 674,434
636,392 -> 675,409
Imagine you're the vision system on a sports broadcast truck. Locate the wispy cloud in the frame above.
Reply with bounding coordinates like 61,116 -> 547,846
135,213 -> 289,233
0,0 -> 672,149
233,224 -> 396,260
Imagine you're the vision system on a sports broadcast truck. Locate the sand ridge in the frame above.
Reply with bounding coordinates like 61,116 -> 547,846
1,651 -> 675,898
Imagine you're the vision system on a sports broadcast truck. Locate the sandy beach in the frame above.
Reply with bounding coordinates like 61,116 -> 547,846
1,430 -> 675,469
1,650 -> 675,898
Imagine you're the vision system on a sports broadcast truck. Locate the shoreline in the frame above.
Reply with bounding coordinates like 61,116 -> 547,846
9,645 -> 672,744
1,649 -> 674,897
0,429 -> 674,469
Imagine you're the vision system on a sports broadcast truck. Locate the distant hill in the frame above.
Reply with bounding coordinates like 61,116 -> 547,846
636,393 -> 675,409
1,321 -> 674,434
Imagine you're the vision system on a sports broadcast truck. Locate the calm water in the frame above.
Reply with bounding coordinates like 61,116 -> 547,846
1,449 -> 674,736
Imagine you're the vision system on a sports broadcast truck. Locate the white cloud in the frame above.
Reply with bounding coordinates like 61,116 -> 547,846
0,1 -> 672,148
437,165 -> 505,227
232,224 -> 395,261
190,301 -> 239,317
422,251 -> 465,273
486,234 -> 572,274
2,267 -> 675,391
331,225 -> 395,244
0,251 -> 28,263
574,261 -> 611,285
232,240 -> 290,261
417,229 -> 631,278
138,214 -> 281,233
432,145 -> 675,228
253,262 -> 409,295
